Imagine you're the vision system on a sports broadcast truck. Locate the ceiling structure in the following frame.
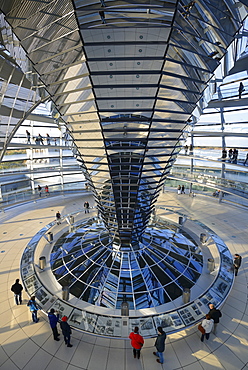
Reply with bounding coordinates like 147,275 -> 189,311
0,12 -> 41,156
0,0 -> 248,248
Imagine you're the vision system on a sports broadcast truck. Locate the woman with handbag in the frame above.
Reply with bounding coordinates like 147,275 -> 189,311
200,314 -> 214,342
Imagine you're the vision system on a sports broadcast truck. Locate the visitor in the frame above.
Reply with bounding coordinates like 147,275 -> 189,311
27,296 -> 39,323
208,304 -> 222,335
177,185 -> 181,195
239,81 -> 245,99
45,185 -> 49,196
233,254 -> 242,276
222,148 -> 227,160
153,327 -> 166,364
37,185 -> 42,197
212,190 -> 219,197
48,308 -> 60,341
232,148 -> 238,163
200,314 -> 214,342
56,211 -> 61,225
38,134 -> 44,145
84,201 -> 90,213
11,278 -> 23,305
46,133 -> 50,145
129,326 -> 144,359
26,130 -> 31,144
60,316 -> 72,347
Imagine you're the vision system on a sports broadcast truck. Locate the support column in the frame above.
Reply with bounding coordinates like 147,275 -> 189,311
59,132 -> 64,191
219,104 -> 226,203
189,134 -> 194,194
29,120 -> 35,195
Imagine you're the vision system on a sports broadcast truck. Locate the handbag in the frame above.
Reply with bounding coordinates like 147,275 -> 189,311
198,324 -> 205,334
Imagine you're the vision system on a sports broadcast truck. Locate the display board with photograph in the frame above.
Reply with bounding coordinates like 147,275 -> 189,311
95,316 -> 122,337
23,273 -> 42,296
178,302 -> 205,325
21,263 -> 35,280
154,312 -> 184,332
69,310 -> 97,333
129,317 -> 157,336
50,298 -> 74,318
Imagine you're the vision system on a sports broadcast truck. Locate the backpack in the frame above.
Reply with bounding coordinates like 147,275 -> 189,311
27,300 -> 37,311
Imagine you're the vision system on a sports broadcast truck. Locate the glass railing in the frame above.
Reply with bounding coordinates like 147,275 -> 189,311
5,134 -> 72,147
0,164 -> 82,175
170,170 -> 248,194
0,181 -> 88,208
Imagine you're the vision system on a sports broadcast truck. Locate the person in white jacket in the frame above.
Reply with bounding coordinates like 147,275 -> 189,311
201,314 -> 214,342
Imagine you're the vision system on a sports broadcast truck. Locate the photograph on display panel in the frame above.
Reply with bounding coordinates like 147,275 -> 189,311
140,317 -> 156,336
200,290 -> 222,309
21,247 -> 35,265
24,274 -> 42,295
218,270 -> 233,284
154,313 -> 184,332
178,302 -> 205,325
129,316 -> 156,336
69,309 -> 97,332
35,287 -> 55,307
219,249 -> 233,266
50,299 -> 74,319
22,263 -> 35,280
95,316 -> 122,337
211,277 -> 231,299
69,308 -> 83,327
191,303 -> 204,317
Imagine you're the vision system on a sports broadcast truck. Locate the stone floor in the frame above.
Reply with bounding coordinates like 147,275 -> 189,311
0,191 -> 247,370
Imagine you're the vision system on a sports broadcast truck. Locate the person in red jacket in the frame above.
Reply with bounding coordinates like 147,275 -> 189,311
129,326 -> 144,359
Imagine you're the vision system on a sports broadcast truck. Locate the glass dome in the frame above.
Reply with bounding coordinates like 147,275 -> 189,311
50,217 -> 203,310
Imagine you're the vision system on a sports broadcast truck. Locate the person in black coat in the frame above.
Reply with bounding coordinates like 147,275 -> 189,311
11,279 -> 23,305
153,327 -> 167,364
48,308 -> 60,341
56,211 -> 61,225
84,201 -> 90,213
233,254 -> 242,276
60,316 -> 72,347
208,303 -> 222,334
